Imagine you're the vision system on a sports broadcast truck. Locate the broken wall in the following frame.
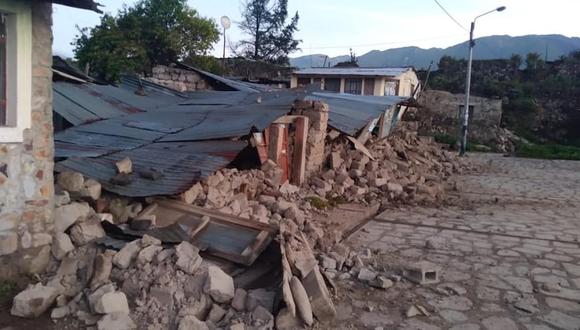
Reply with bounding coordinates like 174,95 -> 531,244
148,65 -> 213,92
0,2 -> 55,278
291,101 -> 329,177
418,90 -> 502,126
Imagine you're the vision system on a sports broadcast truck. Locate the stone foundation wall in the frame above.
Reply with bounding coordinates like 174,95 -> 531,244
418,90 -> 503,126
148,65 -> 212,92
291,101 -> 329,177
0,2 -> 54,278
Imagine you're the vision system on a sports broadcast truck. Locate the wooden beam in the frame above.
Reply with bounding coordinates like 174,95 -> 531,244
273,115 -> 302,124
291,116 -> 308,186
252,132 -> 268,164
268,124 -> 285,165
356,117 -> 379,145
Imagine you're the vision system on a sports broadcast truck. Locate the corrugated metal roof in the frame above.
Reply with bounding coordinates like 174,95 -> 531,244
55,141 -> 247,197
53,0 -> 102,12
306,92 -> 407,136
176,63 -> 264,93
294,67 -> 411,77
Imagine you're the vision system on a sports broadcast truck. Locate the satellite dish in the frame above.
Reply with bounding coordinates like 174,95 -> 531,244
220,16 -> 231,30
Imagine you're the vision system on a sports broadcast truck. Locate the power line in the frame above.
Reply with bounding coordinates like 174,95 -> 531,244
433,0 -> 468,32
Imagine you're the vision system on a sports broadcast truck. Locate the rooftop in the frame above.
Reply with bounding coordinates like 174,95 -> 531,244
293,67 -> 413,77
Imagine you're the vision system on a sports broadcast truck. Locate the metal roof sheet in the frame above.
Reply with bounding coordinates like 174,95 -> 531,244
294,67 -> 411,77
306,92 -> 407,135
55,140 -> 247,197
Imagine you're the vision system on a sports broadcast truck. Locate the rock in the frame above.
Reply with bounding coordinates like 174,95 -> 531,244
90,252 -> 114,290
94,292 -> 130,314
290,276 -> 313,326
156,249 -> 175,263
387,182 -> 403,194
69,217 -> 105,245
371,276 -> 394,289
284,206 -> 305,226
231,288 -> 247,311
180,183 -> 203,204
21,245 -> 51,275
113,240 -> 141,269
357,268 -> 378,282
204,265 -> 235,303
481,316 -> 518,330
54,202 -> 92,232
52,232 -> 74,260
207,304 -> 226,323
302,267 -> 336,321
176,241 -> 202,275
97,312 -> 136,330
252,305 -> 274,326
178,315 -> 209,330
51,306 -> 69,319
11,283 -> 59,318
137,245 -> 163,264
276,308 -> 304,330
425,236 -> 449,250
229,323 -> 245,330
54,191 -> 71,207
246,289 -> 276,312
406,305 -> 422,318
141,234 -> 161,247
80,179 -> 102,200
57,171 -> 85,192
115,157 -> 133,174
320,255 -> 337,270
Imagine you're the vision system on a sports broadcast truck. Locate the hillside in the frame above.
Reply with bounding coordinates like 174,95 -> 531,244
291,34 -> 580,69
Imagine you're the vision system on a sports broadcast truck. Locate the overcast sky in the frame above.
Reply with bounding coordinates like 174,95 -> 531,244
53,0 -> 580,59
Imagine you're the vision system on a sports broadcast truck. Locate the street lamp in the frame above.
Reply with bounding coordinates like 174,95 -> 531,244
459,6 -> 506,156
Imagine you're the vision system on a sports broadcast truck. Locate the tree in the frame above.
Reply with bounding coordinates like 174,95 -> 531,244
334,48 -> 359,68
74,0 -> 219,81
525,52 -> 544,71
237,0 -> 300,65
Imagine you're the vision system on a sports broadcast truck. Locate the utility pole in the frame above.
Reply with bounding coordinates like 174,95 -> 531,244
459,6 -> 506,156
220,16 -> 231,70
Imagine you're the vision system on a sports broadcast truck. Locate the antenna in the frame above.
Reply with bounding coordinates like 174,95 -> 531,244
220,16 -> 231,68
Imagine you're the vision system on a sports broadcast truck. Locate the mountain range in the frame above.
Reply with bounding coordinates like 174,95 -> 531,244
290,34 -> 580,69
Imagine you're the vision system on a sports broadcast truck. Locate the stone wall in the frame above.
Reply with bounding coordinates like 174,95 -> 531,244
291,101 -> 329,177
0,2 -> 54,278
148,65 -> 213,92
418,90 -> 502,126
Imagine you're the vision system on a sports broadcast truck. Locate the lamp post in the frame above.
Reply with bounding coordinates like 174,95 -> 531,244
459,6 -> 506,156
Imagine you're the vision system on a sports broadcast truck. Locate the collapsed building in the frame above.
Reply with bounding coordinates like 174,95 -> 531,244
1,3 -> 469,328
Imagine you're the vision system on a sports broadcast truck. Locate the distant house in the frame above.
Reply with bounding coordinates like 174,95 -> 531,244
290,67 -> 420,97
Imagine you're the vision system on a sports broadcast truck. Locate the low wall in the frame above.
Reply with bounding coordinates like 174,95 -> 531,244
148,65 -> 213,92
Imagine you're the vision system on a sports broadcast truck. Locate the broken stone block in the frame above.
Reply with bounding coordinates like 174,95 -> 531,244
115,157 -> 133,174
137,245 -> 163,265
319,255 -> 337,270
357,268 -> 378,282
204,266 -> 235,303
229,323 -> 245,330
94,292 -> 130,314
97,312 -> 137,330
141,234 -> 161,247
180,183 -> 203,204
284,206 -> 305,226
51,306 -> 69,319
90,252 -> 114,290
156,248 -> 175,263
178,315 -> 209,330
176,241 -> 202,275
11,283 -> 59,318
311,177 -> 331,191
20,245 -> 51,275
329,152 -> 343,170
207,304 -> 226,323
88,284 -> 115,313
55,190 -> 71,207
387,182 -> 404,194
301,267 -> 336,321
113,240 -> 142,269
371,276 -> 394,290
371,178 -> 388,187
231,288 -> 247,312
252,305 -> 274,327
69,217 -> 106,245
52,232 -> 74,260
57,171 -> 85,192
150,286 -> 174,306
54,202 -> 92,233
404,261 -> 440,285
290,276 -> 313,326
80,179 -> 102,201
258,195 -> 276,207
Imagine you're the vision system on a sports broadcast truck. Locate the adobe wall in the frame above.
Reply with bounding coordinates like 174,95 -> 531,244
148,65 -> 213,92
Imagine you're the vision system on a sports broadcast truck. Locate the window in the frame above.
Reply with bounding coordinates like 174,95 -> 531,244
297,77 -> 311,87
323,78 -> 340,92
0,2 -> 32,143
384,80 -> 399,96
458,105 -> 475,121
345,78 -> 362,94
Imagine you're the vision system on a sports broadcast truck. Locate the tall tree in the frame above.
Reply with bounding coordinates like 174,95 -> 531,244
74,0 -> 219,81
238,0 -> 300,65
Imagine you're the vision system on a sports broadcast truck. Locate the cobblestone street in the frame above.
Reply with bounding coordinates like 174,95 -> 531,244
336,154 -> 580,330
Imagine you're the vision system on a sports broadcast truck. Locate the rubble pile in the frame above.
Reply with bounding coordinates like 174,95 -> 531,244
319,122 -> 471,206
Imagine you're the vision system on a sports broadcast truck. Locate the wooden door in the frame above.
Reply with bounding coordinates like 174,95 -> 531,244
364,78 -> 375,95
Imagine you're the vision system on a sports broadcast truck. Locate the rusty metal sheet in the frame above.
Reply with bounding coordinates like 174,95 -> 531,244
55,140 -> 248,197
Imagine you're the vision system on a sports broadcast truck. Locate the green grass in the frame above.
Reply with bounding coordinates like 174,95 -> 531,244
433,133 -> 457,146
305,195 -> 346,210
0,280 -> 17,304
516,143 -> 580,160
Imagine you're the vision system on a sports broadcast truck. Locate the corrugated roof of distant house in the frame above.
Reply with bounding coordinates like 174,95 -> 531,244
52,0 -> 103,12
294,67 -> 413,77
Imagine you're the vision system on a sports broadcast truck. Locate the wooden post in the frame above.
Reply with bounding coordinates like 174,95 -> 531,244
291,116 -> 308,186
268,124 -> 284,163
